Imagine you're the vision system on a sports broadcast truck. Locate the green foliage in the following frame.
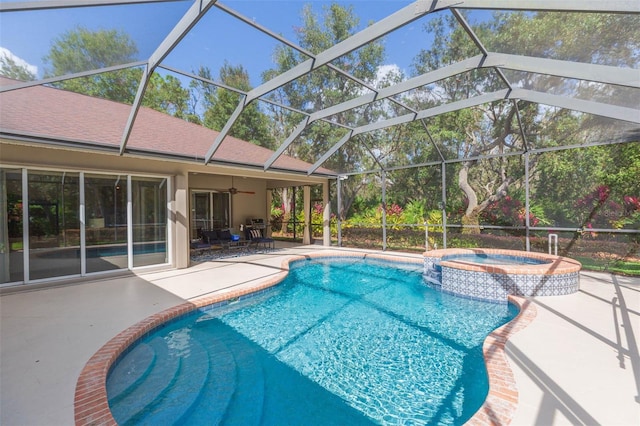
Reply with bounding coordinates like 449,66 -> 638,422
575,256 -> 640,277
143,73 -> 192,119
264,3 -> 390,218
43,26 -> 140,103
195,63 -> 276,149
533,143 -> 640,229
408,10 -> 640,229
42,26 -> 197,120
44,26 -> 138,75
601,142 -> 640,197
0,54 -> 36,81
402,199 -> 426,225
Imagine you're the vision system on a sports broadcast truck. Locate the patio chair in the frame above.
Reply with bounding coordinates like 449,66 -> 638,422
200,229 -> 235,250
245,227 -> 275,250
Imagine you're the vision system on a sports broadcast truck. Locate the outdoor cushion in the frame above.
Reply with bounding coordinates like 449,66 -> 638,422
218,229 -> 233,241
201,230 -> 218,244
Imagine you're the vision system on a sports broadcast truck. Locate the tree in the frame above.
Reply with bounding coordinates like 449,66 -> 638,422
194,62 -> 275,149
412,11 -> 639,232
43,26 -> 140,103
0,53 -> 36,81
264,3 -> 388,220
43,26 -> 193,119
144,73 -> 198,122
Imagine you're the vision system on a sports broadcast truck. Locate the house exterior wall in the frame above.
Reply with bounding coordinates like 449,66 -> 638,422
1,140 -> 330,288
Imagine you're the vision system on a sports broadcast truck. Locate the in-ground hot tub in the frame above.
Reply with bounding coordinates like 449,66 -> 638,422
424,248 -> 581,302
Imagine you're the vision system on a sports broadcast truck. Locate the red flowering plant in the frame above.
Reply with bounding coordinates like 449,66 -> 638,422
623,196 -> 640,214
380,203 -> 404,229
612,195 -> 640,231
480,196 -> 541,227
574,185 -> 625,229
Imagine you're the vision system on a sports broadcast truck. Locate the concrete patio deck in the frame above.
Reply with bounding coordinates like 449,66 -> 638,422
1,244 -> 638,425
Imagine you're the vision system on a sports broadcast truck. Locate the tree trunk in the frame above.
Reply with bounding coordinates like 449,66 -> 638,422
458,164 -> 481,234
461,211 -> 481,234
281,187 -> 292,217
458,160 -> 513,234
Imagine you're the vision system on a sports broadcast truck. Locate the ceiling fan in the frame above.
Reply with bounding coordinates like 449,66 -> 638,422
229,177 -> 255,195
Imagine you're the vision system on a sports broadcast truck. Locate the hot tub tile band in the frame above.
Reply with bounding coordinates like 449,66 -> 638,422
424,249 -> 581,302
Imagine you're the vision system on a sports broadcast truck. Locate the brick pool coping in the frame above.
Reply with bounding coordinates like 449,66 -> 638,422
425,248 -> 581,275
74,252 -> 537,425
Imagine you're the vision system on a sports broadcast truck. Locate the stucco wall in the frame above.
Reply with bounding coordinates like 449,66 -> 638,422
1,141 -> 329,277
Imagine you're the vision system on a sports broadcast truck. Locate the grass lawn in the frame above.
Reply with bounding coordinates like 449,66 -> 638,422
576,256 -> 640,277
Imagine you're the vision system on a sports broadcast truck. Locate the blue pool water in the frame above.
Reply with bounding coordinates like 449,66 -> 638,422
442,253 -> 549,266
107,258 -> 518,425
37,242 -> 166,258
89,242 -> 166,257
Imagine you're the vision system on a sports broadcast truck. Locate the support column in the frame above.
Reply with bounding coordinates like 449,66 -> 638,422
266,189 -> 273,238
292,186 -> 297,241
322,181 -> 331,246
525,152 -> 531,251
174,172 -> 189,268
302,185 -> 311,245
381,171 -> 387,251
441,162 -> 447,249
337,177 -> 343,247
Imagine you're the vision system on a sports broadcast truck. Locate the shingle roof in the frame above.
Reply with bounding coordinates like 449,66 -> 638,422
0,77 -> 334,175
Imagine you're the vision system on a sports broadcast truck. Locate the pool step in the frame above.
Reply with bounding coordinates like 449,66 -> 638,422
424,263 -> 442,287
106,342 -> 155,404
107,318 -> 375,425
133,335 -> 211,425
109,337 -> 181,425
185,325 -> 240,425
220,324 -> 265,425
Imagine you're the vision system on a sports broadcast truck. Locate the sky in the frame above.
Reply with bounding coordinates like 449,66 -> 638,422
0,0 -> 458,86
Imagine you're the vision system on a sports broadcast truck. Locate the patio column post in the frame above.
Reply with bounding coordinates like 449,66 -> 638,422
303,185 -> 311,245
441,162 -> 447,250
322,181 -> 331,246
266,189 -> 273,238
337,177 -> 343,247
382,171 -> 387,251
525,151 -> 531,251
175,172 -> 190,268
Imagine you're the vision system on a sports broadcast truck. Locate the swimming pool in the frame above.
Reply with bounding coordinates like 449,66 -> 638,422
105,257 -> 518,425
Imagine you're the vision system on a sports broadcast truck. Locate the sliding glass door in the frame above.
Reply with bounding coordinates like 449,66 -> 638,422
0,167 -> 170,285
85,174 -> 128,273
132,177 -> 167,267
28,170 -> 81,280
0,169 -> 24,284
190,190 -> 230,238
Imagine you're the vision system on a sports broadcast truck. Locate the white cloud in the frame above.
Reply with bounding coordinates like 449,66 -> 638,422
375,63 -> 403,86
0,47 -> 38,76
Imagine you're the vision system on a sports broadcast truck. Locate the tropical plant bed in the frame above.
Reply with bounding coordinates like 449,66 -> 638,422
340,227 -> 640,276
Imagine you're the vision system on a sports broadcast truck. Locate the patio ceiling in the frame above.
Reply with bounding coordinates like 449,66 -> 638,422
1,0 -> 639,177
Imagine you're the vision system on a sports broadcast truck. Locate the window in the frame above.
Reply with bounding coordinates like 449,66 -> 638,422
190,190 -> 230,238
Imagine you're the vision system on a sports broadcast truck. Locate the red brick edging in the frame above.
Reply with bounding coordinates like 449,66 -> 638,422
74,252 -> 536,425
467,296 -> 537,425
